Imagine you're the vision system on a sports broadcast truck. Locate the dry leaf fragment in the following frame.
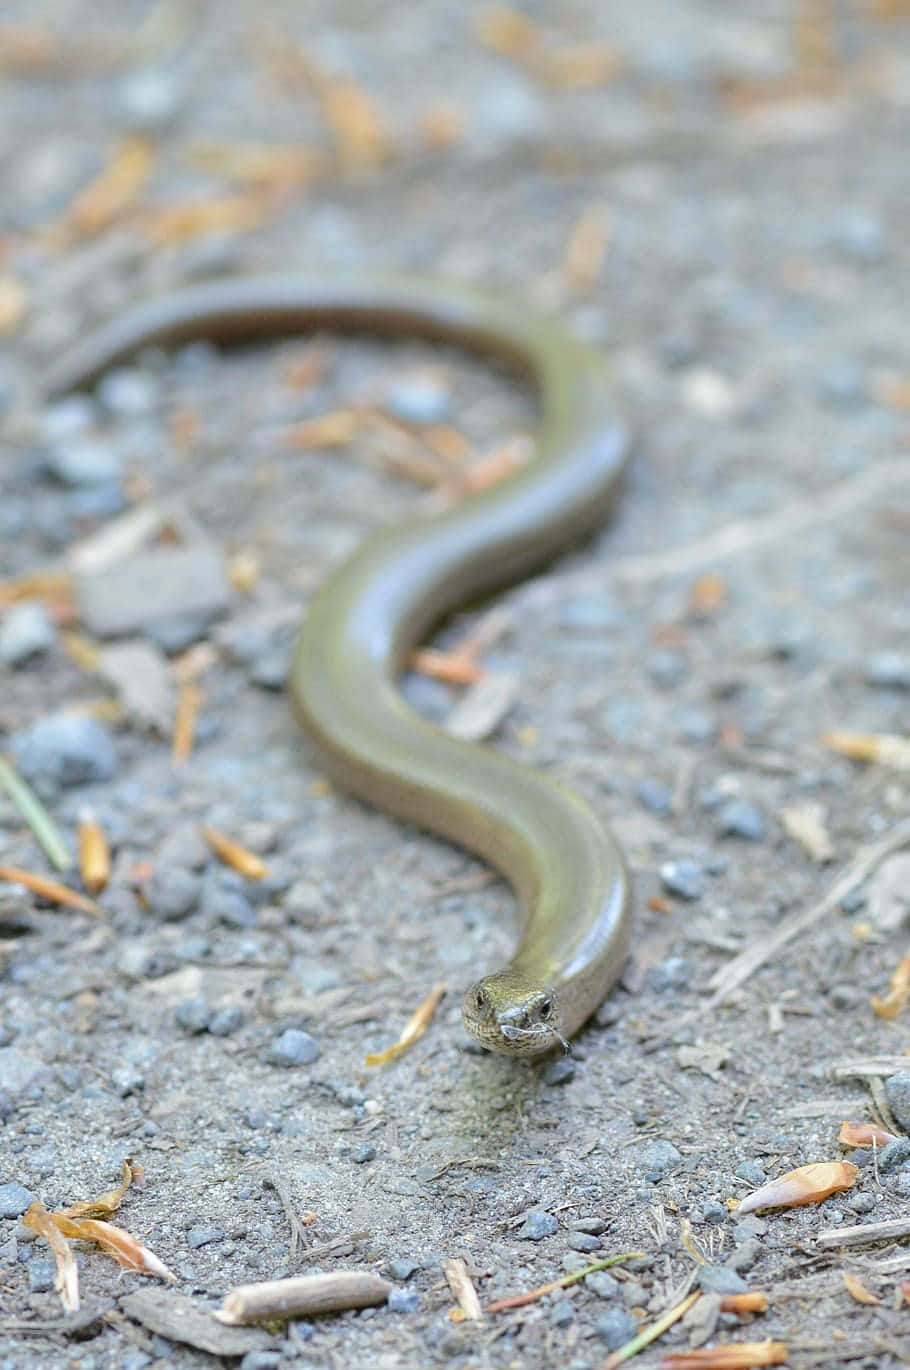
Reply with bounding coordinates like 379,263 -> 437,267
365,983 -> 446,1066
23,1202 -> 80,1313
870,951 -> 910,1019
443,1257 -> 483,1321
822,729 -> 910,770
0,864 -> 101,916
779,801 -> 834,863
842,1271 -> 880,1305
51,1213 -> 176,1281
737,1161 -> 858,1214
838,1120 -> 897,1148
59,1158 -> 140,1219
201,825 -> 268,881
659,1344 -> 788,1369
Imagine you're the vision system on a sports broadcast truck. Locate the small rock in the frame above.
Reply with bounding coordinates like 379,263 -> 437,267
175,998 -> 211,1034
543,1056 -> 575,1086
864,652 -> 910,691
76,543 -> 230,639
726,1238 -> 762,1272
876,1137 -> 910,1172
9,714 -> 117,798
716,800 -> 766,841
0,1181 -> 37,1218
387,1287 -> 420,1313
548,1298 -> 574,1327
45,435 -> 122,486
637,1139 -> 681,1179
846,1191 -> 876,1214
699,1200 -> 728,1225
571,1217 -> 607,1235
517,1208 -> 558,1241
673,706 -> 717,743
384,372 -> 451,424
636,778 -> 672,815
833,208 -> 887,264
27,1256 -> 55,1292
659,858 -> 704,901
240,1353 -> 282,1370
731,1216 -> 767,1242
250,646 -> 293,691
698,1265 -> 748,1295
267,1029 -> 320,1068
827,982 -> 863,1011
353,1144 -> 376,1164
650,957 -> 694,992
208,1005 -> 244,1037
388,1258 -> 421,1281
40,394 -> 96,441
647,648 -> 688,689
186,1224 -> 225,1249
148,866 -> 202,921
734,1160 -> 766,1187
595,1308 -> 638,1349
567,1231 -> 602,1253
118,67 -> 185,132
587,1271 -> 619,1299
96,367 -> 159,417
0,602 -> 57,665
95,640 -> 175,733
838,886 -> 866,915
884,1072 -> 910,1133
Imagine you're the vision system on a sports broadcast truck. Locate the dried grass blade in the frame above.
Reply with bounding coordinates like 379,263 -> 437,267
23,1202 -> 80,1313
0,756 -> 72,871
365,983 -> 446,1065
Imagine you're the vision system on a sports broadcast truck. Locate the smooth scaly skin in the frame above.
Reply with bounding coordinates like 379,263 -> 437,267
46,274 -> 633,1056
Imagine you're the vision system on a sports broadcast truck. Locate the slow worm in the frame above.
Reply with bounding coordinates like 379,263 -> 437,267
46,275 -> 633,1055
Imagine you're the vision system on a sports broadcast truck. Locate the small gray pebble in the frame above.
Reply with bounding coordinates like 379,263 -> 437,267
387,1287 -> 420,1313
353,1144 -> 376,1164
876,1137 -> 910,1172
27,1256 -> 55,1292
734,1160 -> 766,1186
637,1139 -> 681,1179
567,1231 -> 602,1253
595,1308 -> 638,1348
621,1281 -> 647,1307
45,436 -> 122,486
838,886 -> 866,914
543,1056 -> 575,1086
647,648 -> 688,689
885,1072 -> 910,1133
388,1258 -> 420,1281
0,602 -> 57,665
698,1264 -> 748,1295
716,799 -> 766,841
203,881 -> 257,929
699,1200 -> 728,1225
186,1224 -> 225,1249
148,867 -> 201,921
548,1298 -> 574,1327
518,1208 -> 558,1240
239,1352 -> 282,1370
827,982 -> 863,1011
636,778 -> 672,815
10,714 -> 117,797
673,706 -> 717,743
846,1191 -> 876,1214
267,1029 -> 320,1067
571,1217 -> 607,1234
864,652 -> 910,690
175,997 -> 211,1034
111,1066 -> 145,1097
726,1238 -> 762,1272
250,646 -> 293,691
0,1182 -> 37,1218
659,858 -> 704,901
586,1271 -> 619,1299
40,394 -> 96,441
384,375 -> 451,424
118,67 -> 184,131
648,956 -> 694,992
96,368 -> 159,416
145,611 -> 217,655
208,1005 -> 244,1037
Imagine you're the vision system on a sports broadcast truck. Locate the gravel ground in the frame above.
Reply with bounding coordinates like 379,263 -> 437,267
2,3 -> 910,1368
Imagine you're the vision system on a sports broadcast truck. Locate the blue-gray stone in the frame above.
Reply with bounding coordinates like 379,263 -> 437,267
45,436 -> 121,486
353,1144 -> 376,1164
387,1287 -> 420,1313
833,209 -> 887,264
819,359 -> 865,407
10,714 -> 117,796
885,1072 -> 910,1133
636,778 -> 672,815
27,1256 -> 55,1292
587,1271 -> 619,1299
388,1258 -> 420,1281
877,1137 -> 910,1172
647,648 -> 688,689
637,1139 -> 681,1179
208,1005 -> 244,1037
698,1264 -> 748,1295
518,1208 -> 558,1240
96,368 -> 159,417
267,1029 -> 320,1067
699,1200 -> 728,1225
648,956 -> 694,992
864,653 -> 910,690
543,1056 -> 575,1086
118,68 -> 185,132
595,1308 -> 638,1348
566,1231 -> 601,1252
0,1182 -> 36,1218
186,1224 -> 225,1249
548,1298 -> 574,1327
717,799 -> 766,841
734,1160 -> 766,1186
148,867 -> 201,921
40,394 -> 96,441
0,602 -> 57,665
384,375 -> 451,424
673,706 -> 717,743
175,998 -> 211,1034
659,858 -> 704,900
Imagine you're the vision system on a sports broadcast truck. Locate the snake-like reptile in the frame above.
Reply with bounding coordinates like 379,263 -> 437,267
46,275 -> 633,1055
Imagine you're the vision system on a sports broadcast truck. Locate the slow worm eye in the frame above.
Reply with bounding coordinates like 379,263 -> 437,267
539,999 -> 552,1020
475,989 -> 487,1011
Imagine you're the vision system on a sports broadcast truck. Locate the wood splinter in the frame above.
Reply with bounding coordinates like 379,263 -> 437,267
216,1271 -> 392,1324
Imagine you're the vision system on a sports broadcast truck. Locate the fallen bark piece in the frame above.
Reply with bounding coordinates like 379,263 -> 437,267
216,1271 -> 392,1324
76,543 -> 230,638
737,1161 -> 858,1215
816,1216 -> 910,1250
94,641 -> 175,733
121,1287 -> 275,1357
443,1257 -> 483,1321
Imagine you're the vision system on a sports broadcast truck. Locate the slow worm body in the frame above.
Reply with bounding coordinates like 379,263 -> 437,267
46,275 -> 633,1055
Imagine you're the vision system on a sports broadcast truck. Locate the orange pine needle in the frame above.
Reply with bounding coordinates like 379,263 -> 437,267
78,811 -> 110,894
366,983 -> 446,1065
201,824 -> 268,880
172,680 -> 201,764
870,951 -> 910,1019
0,863 -> 101,916
659,1344 -> 788,1369
718,1292 -> 769,1315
